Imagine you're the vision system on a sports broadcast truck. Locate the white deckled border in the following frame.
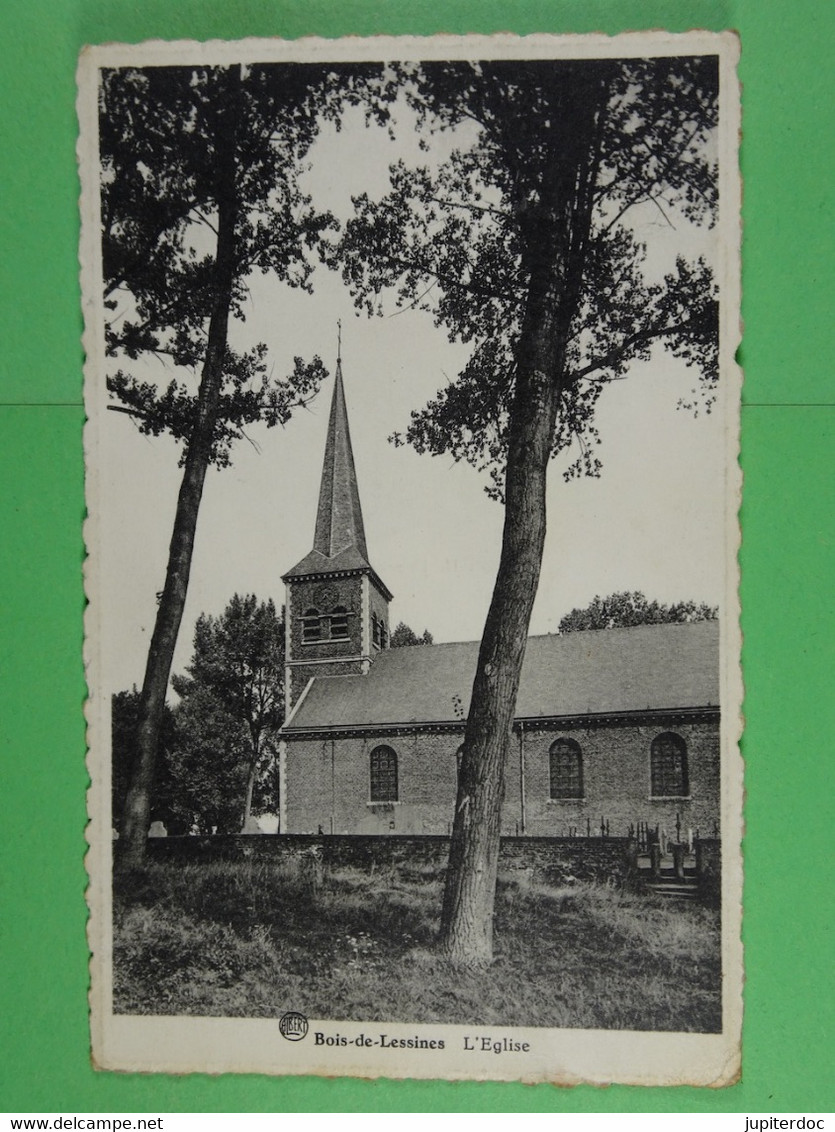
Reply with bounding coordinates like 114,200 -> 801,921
80,29 -> 743,1085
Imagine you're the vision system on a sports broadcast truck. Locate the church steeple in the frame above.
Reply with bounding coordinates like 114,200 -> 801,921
311,349 -> 368,562
282,336 -> 392,711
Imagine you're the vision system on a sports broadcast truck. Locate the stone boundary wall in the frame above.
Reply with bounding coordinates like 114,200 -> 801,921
145,832 -> 643,887
695,837 -> 722,905
502,836 -> 637,886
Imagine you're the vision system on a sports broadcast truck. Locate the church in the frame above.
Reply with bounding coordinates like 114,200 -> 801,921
277,358 -> 720,839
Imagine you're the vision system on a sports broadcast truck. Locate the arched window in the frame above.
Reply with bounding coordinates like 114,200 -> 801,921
650,732 -> 689,797
330,605 -> 349,640
379,621 -> 388,650
550,738 -> 584,799
371,612 -> 380,648
370,745 -> 398,802
302,608 -> 321,643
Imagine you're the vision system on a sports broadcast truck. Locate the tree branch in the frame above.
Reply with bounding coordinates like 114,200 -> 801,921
358,247 -> 521,306
428,196 -> 510,220
649,194 -> 676,229
569,317 -> 701,385
103,196 -> 201,299
387,279 -> 437,316
600,192 -> 648,234
191,207 -> 219,236
635,119 -> 712,207
106,404 -> 153,421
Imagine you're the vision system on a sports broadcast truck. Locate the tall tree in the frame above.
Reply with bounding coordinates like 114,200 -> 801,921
339,57 -> 719,962
168,688 -> 251,834
389,621 -> 434,648
111,689 -> 182,834
559,592 -> 718,633
171,595 -> 285,831
103,63 -> 379,864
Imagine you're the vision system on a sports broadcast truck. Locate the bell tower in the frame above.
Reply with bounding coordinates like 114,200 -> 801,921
282,338 -> 392,711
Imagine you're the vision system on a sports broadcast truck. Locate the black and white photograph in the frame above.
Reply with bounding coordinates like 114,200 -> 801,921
80,31 -> 742,1085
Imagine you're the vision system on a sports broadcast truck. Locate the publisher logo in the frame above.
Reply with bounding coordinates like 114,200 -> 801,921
279,1011 -> 309,1041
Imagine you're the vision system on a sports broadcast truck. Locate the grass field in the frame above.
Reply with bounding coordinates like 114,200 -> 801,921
113,856 -> 722,1032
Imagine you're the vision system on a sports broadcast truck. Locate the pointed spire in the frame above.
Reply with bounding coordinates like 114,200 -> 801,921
311,345 -> 368,561
282,330 -> 392,599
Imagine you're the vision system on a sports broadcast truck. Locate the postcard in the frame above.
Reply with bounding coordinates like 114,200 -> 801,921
80,30 -> 742,1084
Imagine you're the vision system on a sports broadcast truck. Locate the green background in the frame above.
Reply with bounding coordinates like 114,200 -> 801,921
1,0 -> 832,1114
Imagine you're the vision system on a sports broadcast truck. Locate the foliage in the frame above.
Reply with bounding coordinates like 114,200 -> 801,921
166,688 -> 252,834
111,689 -> 182,834
170,595 -> 285,831
337,57 -> 719,499
389,621 -> 434,648
559,592 -> 718,633
101,63 -> 386,461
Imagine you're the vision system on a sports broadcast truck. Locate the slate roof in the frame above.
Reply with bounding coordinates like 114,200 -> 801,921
283,545 -> 374,579
283,620 -> 720,732
284,358 -> 370,580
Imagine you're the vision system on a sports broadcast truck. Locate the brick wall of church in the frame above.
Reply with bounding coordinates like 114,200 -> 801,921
368,580 -> 390,652
288,576 -> 364,657
284,731 -> 463,835
282,718 -> 720,838
285,573 -> 392,705
520,719 -> 720,839
286,575 -> 365,704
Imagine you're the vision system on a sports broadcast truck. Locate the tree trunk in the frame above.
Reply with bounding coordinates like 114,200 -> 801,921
438,68 -> 610,963
242,746 -> 259,831
118,78 -> 241,868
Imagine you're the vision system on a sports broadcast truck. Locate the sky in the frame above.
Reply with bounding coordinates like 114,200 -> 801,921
93,94 -> 730,699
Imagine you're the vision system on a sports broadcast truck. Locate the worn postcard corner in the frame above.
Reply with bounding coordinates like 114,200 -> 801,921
80,29 -> 743,1086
